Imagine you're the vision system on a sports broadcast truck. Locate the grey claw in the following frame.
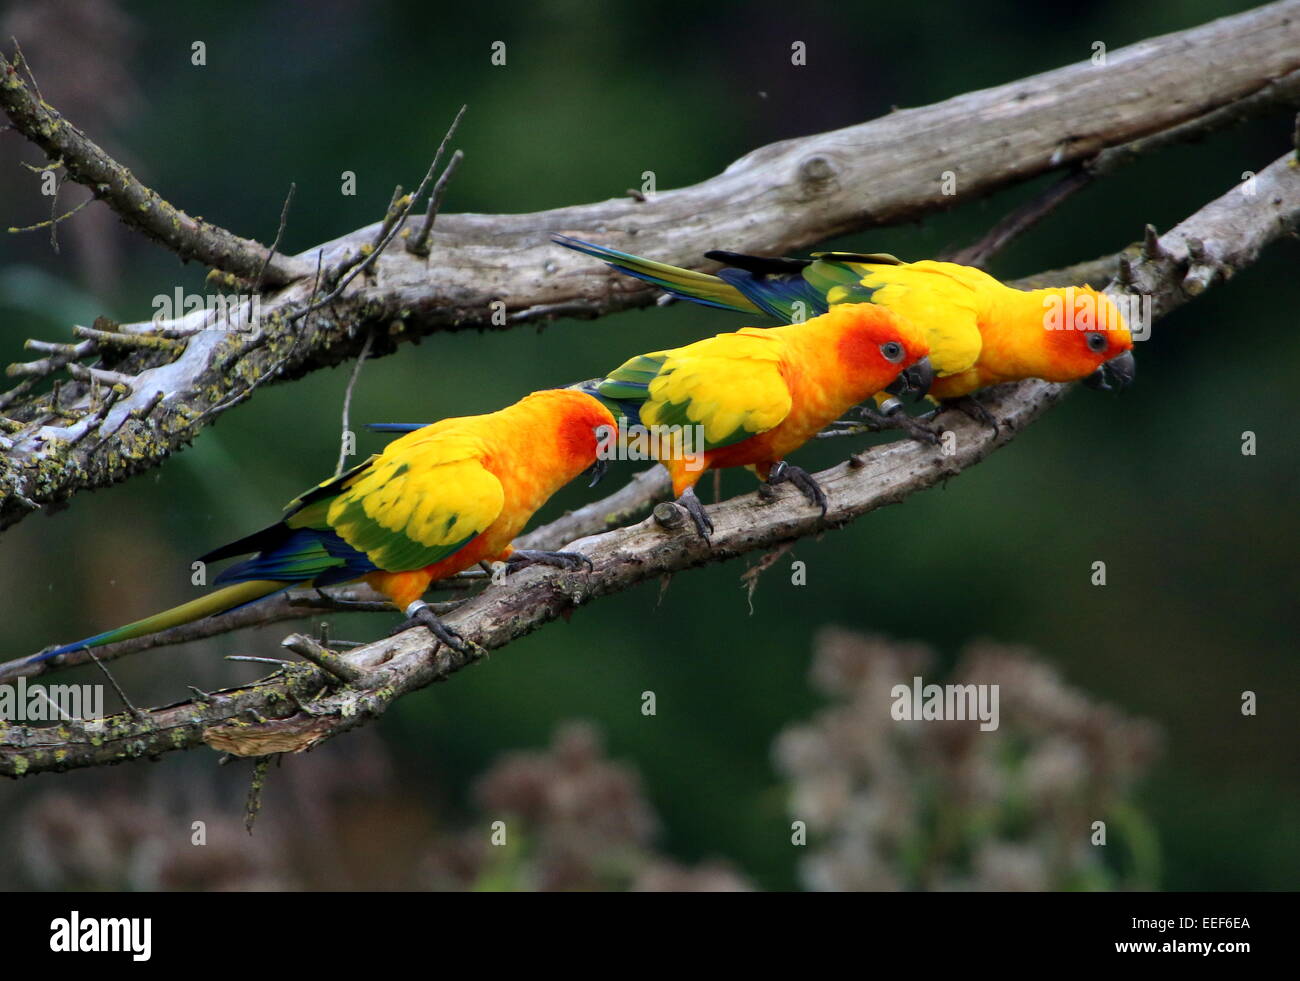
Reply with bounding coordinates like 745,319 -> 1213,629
767,462 -> 828,516
506,549 -> 594,572
391,602 -> 469,652
676,487 -> 714,539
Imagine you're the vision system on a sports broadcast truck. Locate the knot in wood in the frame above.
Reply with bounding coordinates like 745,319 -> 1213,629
653,501 -> 685,529
798,154 -> 838,192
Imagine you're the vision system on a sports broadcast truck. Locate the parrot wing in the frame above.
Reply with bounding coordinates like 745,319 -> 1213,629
320,432 -> 506,572
200,432 -> 505,582
598,332 -> 794,451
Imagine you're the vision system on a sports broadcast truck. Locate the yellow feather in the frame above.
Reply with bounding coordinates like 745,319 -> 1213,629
849,260 -> 988,378
642,332 -> 793,445
326,431 -> 505,570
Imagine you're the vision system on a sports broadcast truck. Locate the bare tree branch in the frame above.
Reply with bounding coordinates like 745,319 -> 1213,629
943,170 -> 1094,267
946,64 -> 1300,267
0,50 -> 313,286
4,149 -> 1296,779
1,3 -> 1298,531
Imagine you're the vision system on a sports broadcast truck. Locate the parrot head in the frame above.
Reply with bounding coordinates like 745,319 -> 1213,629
827,303 -> 933,399
518,388 -> 618,487
1041,286 -> 1135,391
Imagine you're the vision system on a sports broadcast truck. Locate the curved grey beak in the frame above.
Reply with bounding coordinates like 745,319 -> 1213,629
884,356 -> 935,401
1083,349 -> 1136,392
587,457 -> 608,488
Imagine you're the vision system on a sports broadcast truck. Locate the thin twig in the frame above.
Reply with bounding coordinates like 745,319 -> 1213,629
10,39 -> 42,102
180,349 -> 294,431
48,171 -> 62,252
71,325 -> 182,351
4,184 -> 93,243
407,105 -> 467,257
281,633 -> 364,685
67,386 -> 123,446
63,363 -> 135,388
35,688 -> 76,722
291,117 -> 468,321
85,647 -> 142,719
245,756 -> 273,834
253,182 -> 296,294
336,330 -> 374,475
0,50 -> 311,286
373,185 -> 408,249
944,169 -> 1093,267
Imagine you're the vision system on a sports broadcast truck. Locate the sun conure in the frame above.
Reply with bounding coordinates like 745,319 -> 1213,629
378,306 -> 931,538
28,389 -> 615,666
553,236 -> 1136,418
582,303 -> 931,537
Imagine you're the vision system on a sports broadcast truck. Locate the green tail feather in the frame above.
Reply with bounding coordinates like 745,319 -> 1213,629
33,579 -> 287,663
552,235 -> 763,315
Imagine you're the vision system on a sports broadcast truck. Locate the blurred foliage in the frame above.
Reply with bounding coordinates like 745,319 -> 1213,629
2,722 -> 750,891
0,629 -> 1158,894
1,0 -> 1297,891
776,629 -> 1161,890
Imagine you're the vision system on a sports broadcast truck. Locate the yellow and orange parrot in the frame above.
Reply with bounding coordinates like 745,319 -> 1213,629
554,236 -> 1135,431
581,303 -> 931,537
28,389 -> 615,667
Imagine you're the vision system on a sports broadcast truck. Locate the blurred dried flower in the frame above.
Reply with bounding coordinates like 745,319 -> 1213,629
5,722 -> 750,892
428,722 -> 752,891
775,627 -> 1161,891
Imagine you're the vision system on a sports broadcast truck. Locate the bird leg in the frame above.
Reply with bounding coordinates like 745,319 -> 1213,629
389,599 -> 470,652
764,460 -> 828,516
942,394 -> 1000,436
675,486 -> 714,539
856,402 -> 942,445
504,549 -> 594,573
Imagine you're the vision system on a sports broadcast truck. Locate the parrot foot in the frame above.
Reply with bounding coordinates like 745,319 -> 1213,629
675,486 -> 714,539
765,461 -> 828,516
943,395 -> 1000,436
389,600 -> 471,653
856,404 -> 942,445
505,549 -> 594,573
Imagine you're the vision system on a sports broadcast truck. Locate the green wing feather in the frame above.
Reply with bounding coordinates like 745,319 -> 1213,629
597,354 -> 669,401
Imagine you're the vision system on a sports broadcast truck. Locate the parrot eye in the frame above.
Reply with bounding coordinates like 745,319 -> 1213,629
1085,331 -> 1108,354
879,341 -> 905,363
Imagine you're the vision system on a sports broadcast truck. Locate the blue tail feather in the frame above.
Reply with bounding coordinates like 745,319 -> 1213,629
214,528 -> 375,586
367,423 -> 427,433
32,630 -> 127,663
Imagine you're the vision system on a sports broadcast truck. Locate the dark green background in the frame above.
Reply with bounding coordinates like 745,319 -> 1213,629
0,0 -> 1295,889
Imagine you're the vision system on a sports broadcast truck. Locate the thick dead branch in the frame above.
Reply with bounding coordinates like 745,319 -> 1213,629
3,150 -> 1295,780
1,3 -> 1298,531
